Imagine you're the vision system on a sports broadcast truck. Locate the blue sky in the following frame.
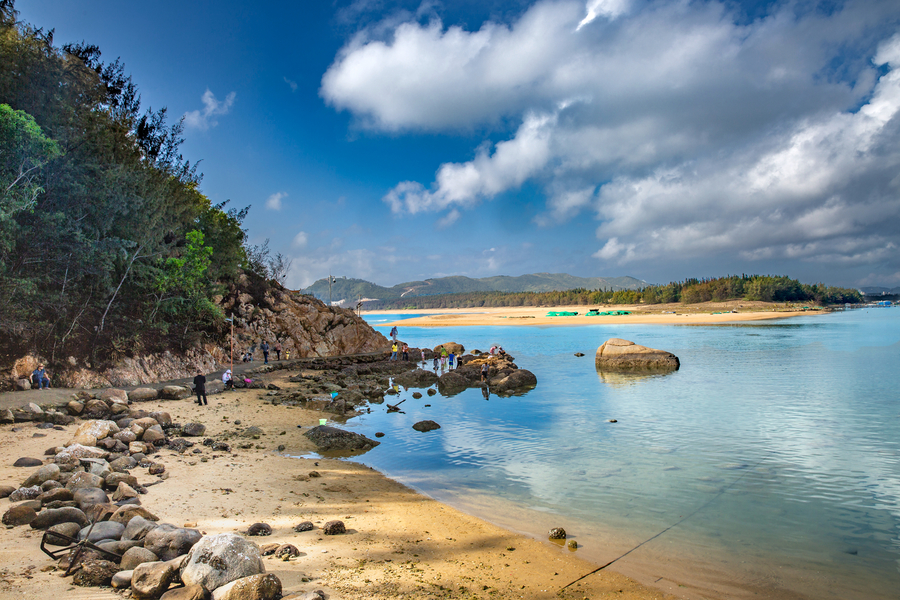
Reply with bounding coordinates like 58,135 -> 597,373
17,0 -> 900,288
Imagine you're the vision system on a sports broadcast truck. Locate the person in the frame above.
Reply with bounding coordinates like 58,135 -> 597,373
274,342 -> 282,361
481,362 -> 489,382
193,371 -> 208,406
433,355 -> 440,371
31,364 -> 50,390
390,342 -> 398,361
448,352 -> 455,369
440,346 -> 449,369
489,345 -> 497,355
285,350 -> 290,360
498,346 -> 507,356
402,343 -> 409,361
390,326 -> 398,342
421,349 -> 426,366
261,341 -> 270,364
222,369 -> 233,391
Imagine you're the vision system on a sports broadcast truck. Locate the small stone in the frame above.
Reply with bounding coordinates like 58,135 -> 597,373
323,520 -> 345,535
247,522 -> 272,536
549,527 -> 566,540
412,420 -> 440,432
568,540 -> 578,549
293,521 -> 314,532
149,463 -> 166,475
375,432 -> 385,438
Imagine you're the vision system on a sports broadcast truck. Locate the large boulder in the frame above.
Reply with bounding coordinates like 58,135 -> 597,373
111,504 -> 159,524
210,573 -> 282,600
160,385 -> 191,400
22,463 -> 60,487
66,471 -> 105,490
55,444 -> 109,462
180,533 -> 265,592
130,387 -> 160,402
393,369 -> 439,388
436,371 -> 470,395
133,560 -> 179,599
2,505 -> 37,527
99,388 -> 129,404
303,426 -> 380,452
73,487 -> 110,510
121,546 -> 161,571
123,515 -> 160,541
144,524 -> 202,561
595,338 -> 680,371
490,369 -> 538,396
30,506 -> 89,530
78,520 -> 125,543
433,342 -> 464,356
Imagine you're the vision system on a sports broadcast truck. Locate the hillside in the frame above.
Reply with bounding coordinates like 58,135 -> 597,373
305,273 -> 646,303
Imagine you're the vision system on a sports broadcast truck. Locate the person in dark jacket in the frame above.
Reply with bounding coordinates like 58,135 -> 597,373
193,371 -> 208,405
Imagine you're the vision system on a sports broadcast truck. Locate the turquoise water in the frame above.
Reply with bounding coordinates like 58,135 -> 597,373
344,309 -> 900,599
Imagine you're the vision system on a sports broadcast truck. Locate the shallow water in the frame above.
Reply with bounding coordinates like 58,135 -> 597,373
340,309 -> 900,599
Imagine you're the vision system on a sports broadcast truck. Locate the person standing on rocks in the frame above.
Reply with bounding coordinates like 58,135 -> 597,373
390,342 -> 399,361
274,341 -> 282,361
402,343 -> 409,361
261,340 -> 270,364
193,371 -> 208,405
421,348 -> 426,366
481,362 -> 489,383
448,352 -> 456,370
390,326 -> 398,342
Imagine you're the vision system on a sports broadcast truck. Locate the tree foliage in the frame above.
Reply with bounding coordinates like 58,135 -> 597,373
0,3 -> 255,365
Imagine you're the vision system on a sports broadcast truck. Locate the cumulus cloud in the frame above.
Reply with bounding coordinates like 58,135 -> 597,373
323,0 -> 900,275
183,89 -> 236,130
292,231 -> 308,248
265,192 -> 287,211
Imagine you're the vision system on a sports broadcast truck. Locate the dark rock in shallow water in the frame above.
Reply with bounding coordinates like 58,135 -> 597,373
393,369 -> 439,388
412,420 -> 441,432
303,425 -> 380,452
549,527 -> 566,539
489,369 -> 538,396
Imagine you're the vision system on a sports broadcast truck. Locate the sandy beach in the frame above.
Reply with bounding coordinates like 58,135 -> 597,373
0,367 -> 680,600
369,301 -> 824,328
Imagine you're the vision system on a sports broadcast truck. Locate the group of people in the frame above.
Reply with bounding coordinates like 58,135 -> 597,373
390,342 -> 410,361
241,340 -> 287,364
430,346 -> 458,371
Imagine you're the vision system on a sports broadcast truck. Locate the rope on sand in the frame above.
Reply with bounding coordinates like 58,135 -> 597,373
559,450 -> 774,591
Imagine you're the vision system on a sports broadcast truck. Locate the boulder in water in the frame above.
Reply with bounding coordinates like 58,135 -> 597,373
595,338 -> 679,371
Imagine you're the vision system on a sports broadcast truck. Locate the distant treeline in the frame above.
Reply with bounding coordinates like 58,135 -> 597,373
0,2 -> 287,364
361,275 -> 862,310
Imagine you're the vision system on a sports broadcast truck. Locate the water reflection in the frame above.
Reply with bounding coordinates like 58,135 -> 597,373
596,369 -> 677,387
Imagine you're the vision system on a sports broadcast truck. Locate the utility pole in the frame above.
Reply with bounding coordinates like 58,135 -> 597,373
328,274 -> 336,306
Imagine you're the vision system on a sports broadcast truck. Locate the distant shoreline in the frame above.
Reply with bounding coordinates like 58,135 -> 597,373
365,300 -> 830,327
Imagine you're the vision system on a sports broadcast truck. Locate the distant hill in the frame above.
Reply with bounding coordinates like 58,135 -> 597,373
303,273 -> 646,304
860,286 -> 900,295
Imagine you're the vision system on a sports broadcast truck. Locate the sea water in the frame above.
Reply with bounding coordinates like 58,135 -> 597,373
340,309 -> 900,599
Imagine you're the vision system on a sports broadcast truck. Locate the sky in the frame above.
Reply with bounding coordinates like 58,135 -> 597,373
16,0 -> 900,289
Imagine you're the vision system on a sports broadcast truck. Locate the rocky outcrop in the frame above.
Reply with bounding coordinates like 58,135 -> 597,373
595,338 -> 680,371
303,425 -> 380,452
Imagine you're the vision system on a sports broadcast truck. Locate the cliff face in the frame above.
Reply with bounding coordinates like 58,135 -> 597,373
6,277 -> 389,389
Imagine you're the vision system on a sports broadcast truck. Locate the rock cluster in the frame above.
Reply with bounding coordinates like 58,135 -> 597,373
595,338 -> 680,371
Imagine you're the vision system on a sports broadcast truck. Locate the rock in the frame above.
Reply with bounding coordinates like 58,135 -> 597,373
436,371 -> 470,395
130,441 -> 150,454
73,558 -> 118,587
412,392 -> 422,399
150,411 -> 173,426
0,485 -> 14,498
161,385 -> 191,400
114,430 -> 138,444
38,486 -> 73,505
549,527 -> 566,539
121,546 -> 161,571
433,342 -> 464,356
45,521 -> 83,545
66,401 -> 85,415
259,543 -> 279,556
22,463 -> 60,487
412,420 -> 440,432
595,338 -> 680,371
55,443 -> 109,461
160,584 -> 209,600
489,369 -> 538,395
393,369 -> 439,388
323,520 -> 346,535
427,388 -> 437,396
73,487 -> 110,510
293,521 -> 314,532
2,504 -> 37,526
132,416 -> 160,430
149,463 -> 166,475
66,471 -> 104,490
274,544 -> 300,559
211,573 -> 282,600
144,524 -> 202,561
13,457 -> 43,467
180,533 -> 265,593
374,432 -> 385,438
130,388 -> 160,402
113,481 -> 140,501
97,538 -> 143,555
303,425 -> 380,452
83,398 -> 112,419
574,352 -> 585,357
85,502 -> 120,523
15,378 -> 31,391
83,457 -> 112,479
123,515 -> 160,541
246,523 -> 271,536
112,569 -> 134,589
111,504 -> 159,524
132,560 -> 178,599
100,388 -> 129,404
182,423 -> 206,437
30,506 -> 88,529
169,438 -> 195,453
9,485 -> 42,502
0,408 -> 13,423
78,520 -> 125,542
105,471 -> 139,490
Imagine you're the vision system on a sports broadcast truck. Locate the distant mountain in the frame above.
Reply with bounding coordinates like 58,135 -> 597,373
860,286 -> 900,296
303,273 -> 646,304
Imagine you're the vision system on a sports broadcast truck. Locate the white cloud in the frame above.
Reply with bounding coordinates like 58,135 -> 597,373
265,192 -> 287,211
292,231 -> 308,248
183,89 -> 236,130
284,77 -> 298,92
325,0 -> 900,275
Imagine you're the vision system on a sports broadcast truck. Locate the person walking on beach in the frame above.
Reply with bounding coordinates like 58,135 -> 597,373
274,342 -> 282,361
261,341 -> 270,364
193,371 -> 208,405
